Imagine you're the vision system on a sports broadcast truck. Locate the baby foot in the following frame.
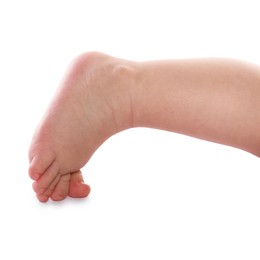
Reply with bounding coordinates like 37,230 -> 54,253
28,52 -> 136,202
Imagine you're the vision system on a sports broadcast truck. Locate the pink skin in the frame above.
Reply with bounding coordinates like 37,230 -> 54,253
29,52 -> 260,202
28,52 -> 135,202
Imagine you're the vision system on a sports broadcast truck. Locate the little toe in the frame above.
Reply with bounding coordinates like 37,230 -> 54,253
51,174 -> 71,201
28,148 -> 56,181
68,170 -> 91,198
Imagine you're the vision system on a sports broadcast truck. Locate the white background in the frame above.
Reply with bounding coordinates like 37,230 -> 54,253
0,0 -> 260,259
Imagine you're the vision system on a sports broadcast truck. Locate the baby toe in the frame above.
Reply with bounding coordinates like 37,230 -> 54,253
28,147 -> 56,181
34,174 -> 61,202
32,161 -> 60,195
50,174 -> 71,201
68,170 -> 91,198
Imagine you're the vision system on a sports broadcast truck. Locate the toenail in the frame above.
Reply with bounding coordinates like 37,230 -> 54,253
38,195 -> 49,203
33,173 -> 40,180
32,182 -> 45,194
29,170 -> 39,180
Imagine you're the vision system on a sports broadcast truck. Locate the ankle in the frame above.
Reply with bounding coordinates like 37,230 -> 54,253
109,58 -> 139,131
74,52 -> 138,133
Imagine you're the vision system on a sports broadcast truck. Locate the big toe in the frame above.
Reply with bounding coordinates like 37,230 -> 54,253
68,170 -> 91,198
